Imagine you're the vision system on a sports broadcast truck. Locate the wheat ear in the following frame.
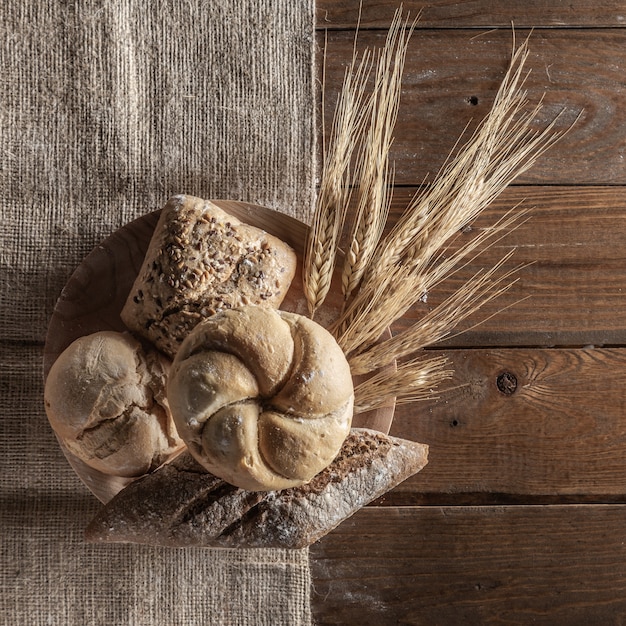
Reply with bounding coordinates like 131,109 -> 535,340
341,9 -> 415,303
303,36 -> 373,318
348,249 -> 523,375
332,34 -> 568,354
335,202 -> 528,357
353,355 -> 451,413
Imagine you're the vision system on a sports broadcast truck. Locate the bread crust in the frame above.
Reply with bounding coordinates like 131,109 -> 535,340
44,331 -> 183,477
121,195 -> 297,357
167,306 -> 354,491
84,429 -> 429,549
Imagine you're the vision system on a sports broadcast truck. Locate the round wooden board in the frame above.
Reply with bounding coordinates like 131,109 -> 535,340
43,200 -> 395,503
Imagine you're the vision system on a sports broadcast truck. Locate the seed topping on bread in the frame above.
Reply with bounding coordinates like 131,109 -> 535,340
121,195 -> 297,357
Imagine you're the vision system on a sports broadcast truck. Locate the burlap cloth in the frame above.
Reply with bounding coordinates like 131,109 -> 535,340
1,2 -> 316,624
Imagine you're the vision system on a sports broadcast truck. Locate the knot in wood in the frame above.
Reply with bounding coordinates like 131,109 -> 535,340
496,372 -> 517,395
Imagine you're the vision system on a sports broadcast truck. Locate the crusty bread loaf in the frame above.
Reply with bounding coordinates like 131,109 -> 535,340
44,331 -> 184,477
84,428 -> 429,549
120,195 -> 297,357
167,305 -> 354,491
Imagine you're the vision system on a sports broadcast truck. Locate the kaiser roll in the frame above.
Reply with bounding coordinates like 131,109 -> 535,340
167,305 -> 354,491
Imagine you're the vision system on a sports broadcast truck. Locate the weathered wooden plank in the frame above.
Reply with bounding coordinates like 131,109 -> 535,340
321,28 -> 623,185
317,0 -> 626,29
310,505 -> 626,625
373,186 -> 626,347
384,347 -> 626,500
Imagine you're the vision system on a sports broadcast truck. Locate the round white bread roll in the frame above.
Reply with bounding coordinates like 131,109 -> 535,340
44,331 -> 184,477
167,305 -> 354,491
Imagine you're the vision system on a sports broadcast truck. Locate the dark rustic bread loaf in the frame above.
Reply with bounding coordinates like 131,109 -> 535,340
84,429 -> 428,549
121,195 -> 297,357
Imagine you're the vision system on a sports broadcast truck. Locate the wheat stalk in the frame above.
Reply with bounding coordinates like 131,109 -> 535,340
306,19 -> 576,411
349,249 -> 523,375
332,34 -> 569,355
341,9 -> 415,302
353,354 -> 451,413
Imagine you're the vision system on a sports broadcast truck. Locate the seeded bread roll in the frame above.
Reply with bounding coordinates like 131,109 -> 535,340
84,429 -> 429,549
121,195 -> 297,357
167,305 -> 354,491
44,331 -> 184,477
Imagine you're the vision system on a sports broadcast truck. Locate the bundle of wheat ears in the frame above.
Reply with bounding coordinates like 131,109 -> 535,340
304,11 -> 570,415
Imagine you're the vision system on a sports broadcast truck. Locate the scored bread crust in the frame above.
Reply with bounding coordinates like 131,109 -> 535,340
84,428 -> 429,549
121,195 -> 297,358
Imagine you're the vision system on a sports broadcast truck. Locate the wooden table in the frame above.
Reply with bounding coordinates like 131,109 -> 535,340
310,2 -> 626,623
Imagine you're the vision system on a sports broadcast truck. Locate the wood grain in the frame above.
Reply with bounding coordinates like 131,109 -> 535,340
380,186 -> 626,347
386,347 -> 626,500
310,3 -> 626,623
316,1 -> 626,29
320,28 -> 623,185
310,505 -> 626,625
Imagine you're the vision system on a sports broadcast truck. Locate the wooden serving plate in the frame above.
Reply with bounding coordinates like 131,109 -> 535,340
43,200 -> 395,503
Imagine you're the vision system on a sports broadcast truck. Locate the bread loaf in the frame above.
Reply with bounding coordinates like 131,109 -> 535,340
120,195 -> 297,357
84,429 -> 429,549
44,331 -> 184,477
167,305 -> 354,491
